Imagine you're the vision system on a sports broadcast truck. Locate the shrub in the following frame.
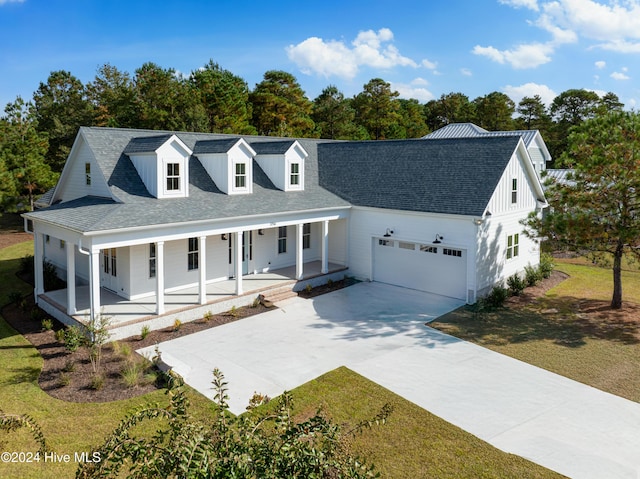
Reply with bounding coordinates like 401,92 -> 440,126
62,359 -> 76,373
8,290 -> 23,305
305,284 -> 312,293
30,308 -> 43,322
172,319 -> 182,331
41,318 -> 53,331
140,324 -> 151,340
484,284 -> 509,308
201,311 -> 212,322
43,260 -> 65,292
539,253 -> 555,279
251,297 -> 260,308
19,254 -> 34,276
90,373 -> 105,390
524,264 -> 543,287
55,328 -> 66,343
327,278 -> 334,287
111,341 -> 132,359
507,274 -> 526,296
58,372 -> 71,388
228,306 -> 238,318
63,325 -> 84,352
121,357 -> 153,388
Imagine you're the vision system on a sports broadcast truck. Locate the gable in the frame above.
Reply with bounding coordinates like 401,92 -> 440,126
53,132 -> 113,204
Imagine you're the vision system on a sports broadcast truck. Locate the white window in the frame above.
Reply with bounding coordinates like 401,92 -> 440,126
167,163 -> 180,191
290,163 -> 300,186
443,248 -> 462,257
378,239 -> 394,247
511,178 -> 517,204
188,237 -> 198,270
85,162 -> 91,186
149,243 -> 156,278
278,226 -> 287,254
506,234 -> 519,259
303,223 -> 311,249
235,163 -> 246,189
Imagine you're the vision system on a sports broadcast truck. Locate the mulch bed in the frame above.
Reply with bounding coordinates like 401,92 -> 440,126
2,295 -> 277,403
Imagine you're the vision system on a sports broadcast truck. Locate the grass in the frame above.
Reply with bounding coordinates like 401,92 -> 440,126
432,259 -> 640,403
0,236 -> 561,478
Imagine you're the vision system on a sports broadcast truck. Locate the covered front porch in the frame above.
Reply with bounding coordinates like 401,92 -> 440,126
37,261 -> 348,340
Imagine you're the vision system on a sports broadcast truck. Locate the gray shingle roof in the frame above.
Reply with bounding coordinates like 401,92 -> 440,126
123,134 -> 173,154
318,137 -> 520,217
193,138 -> 241,154
26,127 -> 349,232
250,140 -> 296,154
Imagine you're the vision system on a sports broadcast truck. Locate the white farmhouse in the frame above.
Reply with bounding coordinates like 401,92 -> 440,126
24,127 -> 546,338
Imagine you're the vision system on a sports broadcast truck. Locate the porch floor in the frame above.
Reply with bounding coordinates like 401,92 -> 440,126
40,261 -> 346,329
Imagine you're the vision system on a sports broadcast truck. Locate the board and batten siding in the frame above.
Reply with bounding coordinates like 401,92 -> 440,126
327,218 -> 348,266
59,138 -> 112,202
485,150 -> 538,216
129,153 -> 159,198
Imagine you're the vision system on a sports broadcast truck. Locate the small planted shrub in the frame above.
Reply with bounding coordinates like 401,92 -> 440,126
41,318 -> 54,331
90,373 -> 105,391
173,319 -> 182,331
484,284 -> 509,308
55,328 -> 66,344
111,340 -> 132,359
327,278 -> 334,287
8,291 -> 23,305
251,297 -> 260,308
140,324 -> 151,340
539,253 -> 555,279
62,359 -> 76,373
202,311 -> 212,322
246,391 -> 271,411
30,308 -> 43,322
63,325 -> 84,352
507,274 -> 526,296
19,254 -> 34,276
121,357 -> 153,388
228,306 -> 238,318
305,283 -> 312,293
58,372 -> 71,388
524,264 -> 543,287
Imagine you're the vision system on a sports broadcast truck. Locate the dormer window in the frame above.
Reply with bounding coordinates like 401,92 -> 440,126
85,162 -> 91,186
235,163 -> 247,189
290,163 -> 300,186
167,163 -> 180,191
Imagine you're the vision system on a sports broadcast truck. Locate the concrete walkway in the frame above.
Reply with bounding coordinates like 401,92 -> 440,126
140,282 -> 640,479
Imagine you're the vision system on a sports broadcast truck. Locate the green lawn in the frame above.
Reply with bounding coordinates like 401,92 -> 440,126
432,259 -> 640,403
0,237 -> 562,478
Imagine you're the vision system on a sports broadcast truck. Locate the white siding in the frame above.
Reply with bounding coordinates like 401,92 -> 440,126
129,153 -> 158,197
485,150 -> 538,216
59,139 -> 112,202
255,155 -> 286,190
348,208 -> 477,300
197,152 -> 229,192
328,219 -> 348,265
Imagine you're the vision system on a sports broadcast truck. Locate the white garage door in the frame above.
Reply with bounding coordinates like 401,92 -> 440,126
373,238 -> 467,300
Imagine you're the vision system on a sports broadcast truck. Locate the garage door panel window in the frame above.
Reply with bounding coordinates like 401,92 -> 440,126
420,245 -> 437,254
443,248 -> 462,257
399,241 -> 415,250
378,239 -> 394,247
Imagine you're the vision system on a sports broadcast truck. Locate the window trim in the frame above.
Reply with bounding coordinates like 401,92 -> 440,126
188,237 -> 199,271
149,243 -> 156,278
511,178 -> 517,204
235,162 -> 247,189
278,226 -> 287,254
302,223 -> 311,249
290,162 -> 300,186
506,234 -> 520,259
166,163 -> 181,192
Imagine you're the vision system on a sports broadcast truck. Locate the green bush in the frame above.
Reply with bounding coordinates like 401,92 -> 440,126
539,253 -> 555,279
8,290 -> 23,304
524,264 -> 543,287
140,324 -> 151,340
507,274 -> 526,296
63,325 -> 84,352
41,318 -> 54,331
484,284 -> 509,308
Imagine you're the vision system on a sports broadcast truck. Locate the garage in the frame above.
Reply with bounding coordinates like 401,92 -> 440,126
372,238 -> 467,300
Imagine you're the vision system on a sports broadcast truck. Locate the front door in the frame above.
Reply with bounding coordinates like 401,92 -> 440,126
100,248 -> 117,292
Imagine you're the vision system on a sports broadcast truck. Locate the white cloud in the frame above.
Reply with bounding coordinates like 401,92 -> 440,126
503,82 -> 557,106
472,42 -> 554,69
0,0 -> 25,4
595,60 -> 606,69
286,28 -> 420,80
499,0 -> 539,10
460,68 -> 473,76
421,58 -> 438,70
391,79 -> 434,102
611,71 -> 630,80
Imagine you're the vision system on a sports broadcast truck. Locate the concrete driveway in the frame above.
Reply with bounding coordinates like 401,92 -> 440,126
140,282 -> 640,479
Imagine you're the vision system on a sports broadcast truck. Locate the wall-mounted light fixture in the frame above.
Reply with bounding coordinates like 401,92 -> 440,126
433,234 -> 443,244
221,234 -> 227,241
383,228 -> 394,237
258,229 -> 264,236
473,218 -> 484,225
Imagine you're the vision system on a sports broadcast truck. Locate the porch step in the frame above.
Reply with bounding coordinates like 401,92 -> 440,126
259,286 -> 298,306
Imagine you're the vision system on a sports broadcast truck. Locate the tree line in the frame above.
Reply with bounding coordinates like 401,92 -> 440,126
0,59 -> 625,211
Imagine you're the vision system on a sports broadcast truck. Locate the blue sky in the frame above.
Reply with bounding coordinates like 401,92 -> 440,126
1,0 -> 639,113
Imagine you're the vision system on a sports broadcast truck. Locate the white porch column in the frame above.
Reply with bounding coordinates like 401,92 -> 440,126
199,236 -> 207,305
321,220 -> 329,274
66,242 -> 76,315
156,241 -> 165,315
235,231 -> 243,295
89,250 -> 100,325
296,223 -> 304,280
34,232 -> 45,298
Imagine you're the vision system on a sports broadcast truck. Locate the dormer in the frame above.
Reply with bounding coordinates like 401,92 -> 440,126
193,138 -> 256,195
251,140 -> 308,192
124,134 -> 192,199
